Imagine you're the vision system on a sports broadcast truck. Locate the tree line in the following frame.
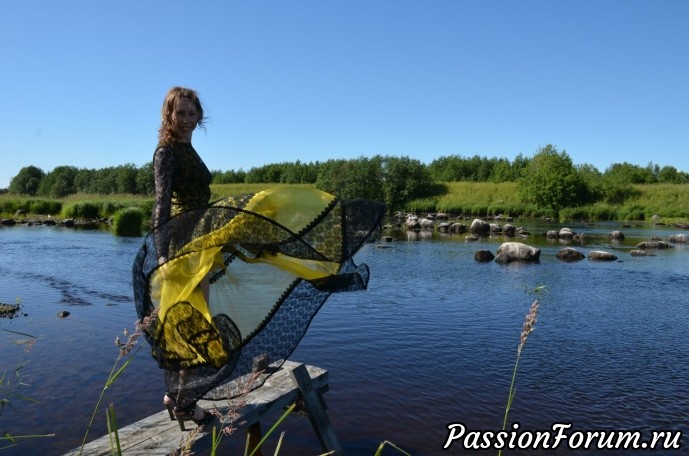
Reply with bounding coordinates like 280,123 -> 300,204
7,145 -> 689,212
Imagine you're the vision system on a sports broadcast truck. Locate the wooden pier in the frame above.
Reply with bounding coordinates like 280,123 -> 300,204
65,361 -> 342,456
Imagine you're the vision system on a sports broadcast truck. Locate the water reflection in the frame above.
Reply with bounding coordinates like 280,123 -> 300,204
0,223 -> 688,456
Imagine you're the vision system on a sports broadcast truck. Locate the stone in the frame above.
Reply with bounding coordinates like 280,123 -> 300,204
556,247 -> 585,262
470,219 -> 491,235
588,251 -> 618,261
474,250 -> 495,262
495,242 -> 541,263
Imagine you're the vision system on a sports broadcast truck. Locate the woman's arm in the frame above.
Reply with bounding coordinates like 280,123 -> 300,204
152,146 -> 176,262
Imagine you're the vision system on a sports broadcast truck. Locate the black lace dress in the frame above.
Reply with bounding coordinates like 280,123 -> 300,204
133,142 -> 385,407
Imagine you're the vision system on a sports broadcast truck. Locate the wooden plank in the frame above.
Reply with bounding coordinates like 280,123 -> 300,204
64,361 -> 329,456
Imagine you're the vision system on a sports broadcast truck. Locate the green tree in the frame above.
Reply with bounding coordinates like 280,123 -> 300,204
93,167 -> 118,193
245,163 -> 284,183
575,163 -> 603,203
281,160 -> 319,184
511,153 -> 531,180
9,166 -> 45,195
489,158 -> 514,182
381,155 -> 433,211
136,162 -> 155,194
315,157 -> 383,201
657,165 -> 687,184
315,159 -> 350,196
604,162 -> 656,184
37,166 -> 78,197
212,168 -> 247,184
74,168 -> 97,193
114,164 -> 138,194
518,145 -> 588,212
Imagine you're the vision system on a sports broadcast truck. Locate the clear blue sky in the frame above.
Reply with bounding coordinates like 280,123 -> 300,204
2,0 -> 688,188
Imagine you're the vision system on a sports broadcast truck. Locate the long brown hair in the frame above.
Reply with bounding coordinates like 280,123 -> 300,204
158,87 -> 207,145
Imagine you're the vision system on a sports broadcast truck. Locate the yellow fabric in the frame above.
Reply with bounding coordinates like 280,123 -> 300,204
243,187 -> 336,232
149,187 -> 348,368
242,252 -> 340,278
150,246 -> 219,324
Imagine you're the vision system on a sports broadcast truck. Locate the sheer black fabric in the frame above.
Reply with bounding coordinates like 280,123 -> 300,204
133,189 -> 384,408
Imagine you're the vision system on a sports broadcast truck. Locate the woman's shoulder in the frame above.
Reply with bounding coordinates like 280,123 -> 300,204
153,143 -> 179,169
154,142 -> 175,157
155,141 -> 173,152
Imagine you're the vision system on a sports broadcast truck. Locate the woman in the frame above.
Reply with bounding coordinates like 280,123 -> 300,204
133,86 -> 385,431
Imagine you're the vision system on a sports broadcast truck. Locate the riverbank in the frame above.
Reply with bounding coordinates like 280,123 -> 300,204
1,182 -> 688,224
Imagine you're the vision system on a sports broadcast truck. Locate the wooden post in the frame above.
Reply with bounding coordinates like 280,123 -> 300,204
289,364 -> 344,455
247,422 -> 263,456
247,353 -> 269,456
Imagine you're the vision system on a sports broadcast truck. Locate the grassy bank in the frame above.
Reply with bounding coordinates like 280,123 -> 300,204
0,193 -> 153,220
407,182 -> 689,223
1,182 -> 687,223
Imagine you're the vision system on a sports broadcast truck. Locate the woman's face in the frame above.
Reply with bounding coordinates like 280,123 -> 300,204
172,97 -> 200,142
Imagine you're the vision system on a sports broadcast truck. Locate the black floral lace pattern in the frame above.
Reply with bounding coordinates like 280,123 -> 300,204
133,188 -> 385,408
152,142 -> 211,259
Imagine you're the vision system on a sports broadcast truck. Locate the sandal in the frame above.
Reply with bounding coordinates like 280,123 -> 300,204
173,403 -> 213,431
163,393 -> 176,421
164,393 -> 212,431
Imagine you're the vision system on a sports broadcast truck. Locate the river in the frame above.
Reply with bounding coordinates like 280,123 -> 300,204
0,219 -> 688,455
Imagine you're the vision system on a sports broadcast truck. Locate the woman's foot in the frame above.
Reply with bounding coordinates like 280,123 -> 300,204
163,394 -> 176,421
164,393 -> 213,430
173,402 -> 213,431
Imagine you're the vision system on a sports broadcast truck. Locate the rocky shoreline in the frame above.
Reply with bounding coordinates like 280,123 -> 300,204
1,216 -> 111,229
383,214 -> 689,264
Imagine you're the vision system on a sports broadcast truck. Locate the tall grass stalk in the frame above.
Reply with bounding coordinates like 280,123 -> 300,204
78,313 -> 155,456
240,403 -> 295,456
373,440 -> 413,456
78,344 -> 143,455
0,328 -> 54,448
106,404 -> 122,456
498,287 -> 545,456
0,362 -> 38,417
0,433 -> 57,451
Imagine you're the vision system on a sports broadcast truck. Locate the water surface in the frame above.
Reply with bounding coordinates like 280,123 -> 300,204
0,220 -> 687,455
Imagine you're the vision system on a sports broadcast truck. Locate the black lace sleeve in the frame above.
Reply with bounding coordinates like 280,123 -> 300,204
152,146 -> 177,260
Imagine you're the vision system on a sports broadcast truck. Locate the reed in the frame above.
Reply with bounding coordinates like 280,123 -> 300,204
498,286 -> 546,456
0,324 -> 55,449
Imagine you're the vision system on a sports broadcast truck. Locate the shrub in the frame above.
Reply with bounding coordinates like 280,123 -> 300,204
559,207 -> 588,221
406,197 -> 438,213
28,199 -> 62,215
137,199 -> 155,217
62,202 -> 102,219
112,207 -> 144,236
0,199 -> 19,215
101,201 -> 124,217
618,205 -> 646,221
590,205 -> 617,221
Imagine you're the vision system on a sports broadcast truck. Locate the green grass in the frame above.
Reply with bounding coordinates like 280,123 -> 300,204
407,182 -> 689,222
2,182 -> 688,223
407,182 -> 546,218
111,207 -> 145,236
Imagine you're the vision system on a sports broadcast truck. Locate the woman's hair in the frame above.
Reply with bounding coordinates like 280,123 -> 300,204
158,86 -> 207,144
